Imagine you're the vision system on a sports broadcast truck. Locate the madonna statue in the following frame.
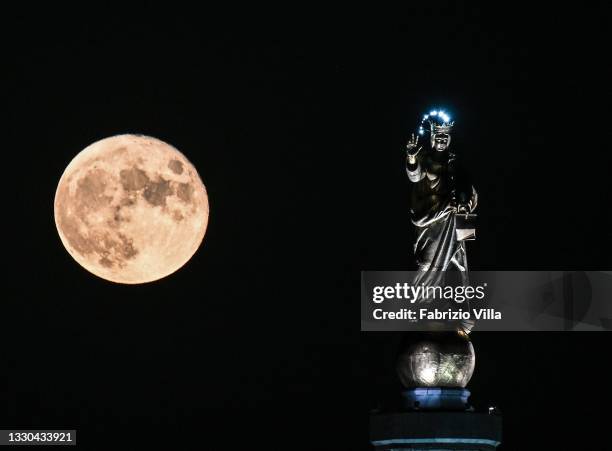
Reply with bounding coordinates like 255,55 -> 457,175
405,110 -> 478,331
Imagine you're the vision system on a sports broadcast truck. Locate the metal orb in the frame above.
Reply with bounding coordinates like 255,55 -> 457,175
396,332 -> 475,388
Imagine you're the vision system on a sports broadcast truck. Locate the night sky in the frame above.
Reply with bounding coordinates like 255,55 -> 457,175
4,4 -> 611,450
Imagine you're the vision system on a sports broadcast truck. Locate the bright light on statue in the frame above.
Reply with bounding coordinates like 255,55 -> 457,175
420,365 -> 437,384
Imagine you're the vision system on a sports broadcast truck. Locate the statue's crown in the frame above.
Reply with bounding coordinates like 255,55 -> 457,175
418,109 -> 454,136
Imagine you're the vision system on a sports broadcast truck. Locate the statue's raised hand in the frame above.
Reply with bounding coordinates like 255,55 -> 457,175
406,134 -> 422,164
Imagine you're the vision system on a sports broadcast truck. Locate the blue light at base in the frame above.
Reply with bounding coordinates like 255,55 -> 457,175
402,387 -> 470,410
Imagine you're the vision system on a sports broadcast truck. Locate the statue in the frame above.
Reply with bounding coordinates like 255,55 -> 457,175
398,109 -> 478,386
370,110 -> 502,451
406,110 -> 477,276
405,110 -> 478,333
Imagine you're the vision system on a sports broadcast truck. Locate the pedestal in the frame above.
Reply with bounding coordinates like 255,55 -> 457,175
370,389 -> 502,450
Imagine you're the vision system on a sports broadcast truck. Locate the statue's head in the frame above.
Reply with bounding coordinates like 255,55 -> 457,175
432,132 -> 451,152
418,109 -> 454,152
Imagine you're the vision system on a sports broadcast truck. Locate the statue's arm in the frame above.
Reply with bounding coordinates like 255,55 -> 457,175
405,134 -> 426,183
452,158 -> 478,213
406,157 -> 425,182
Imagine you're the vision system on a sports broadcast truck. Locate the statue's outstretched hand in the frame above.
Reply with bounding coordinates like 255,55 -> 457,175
406,134 -> 423,164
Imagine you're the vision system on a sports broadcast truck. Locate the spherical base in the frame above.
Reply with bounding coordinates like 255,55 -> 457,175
396,331 -> 475,388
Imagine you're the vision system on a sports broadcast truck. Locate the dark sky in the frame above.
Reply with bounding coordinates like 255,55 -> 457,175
3,4 -> 611,450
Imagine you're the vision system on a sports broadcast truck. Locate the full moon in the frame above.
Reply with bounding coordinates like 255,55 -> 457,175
54,134 -> 209,284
